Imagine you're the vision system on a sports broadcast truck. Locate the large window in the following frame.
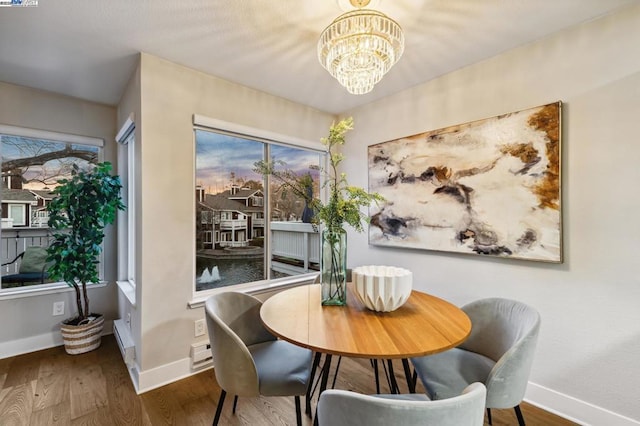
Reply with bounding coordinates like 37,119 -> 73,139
0,125 -> 102,292
194,117 -> 324,293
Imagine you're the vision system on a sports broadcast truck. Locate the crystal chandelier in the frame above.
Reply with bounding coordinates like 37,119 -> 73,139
318,0 -> 404,95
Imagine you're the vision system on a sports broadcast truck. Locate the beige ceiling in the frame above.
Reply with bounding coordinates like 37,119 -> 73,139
0,0 -> 637,114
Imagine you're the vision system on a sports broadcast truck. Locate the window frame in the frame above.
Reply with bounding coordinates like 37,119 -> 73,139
0,124 -> 104,298
115,114 -> 136,306
190,115 -> 326,305
8,204 -> 26,226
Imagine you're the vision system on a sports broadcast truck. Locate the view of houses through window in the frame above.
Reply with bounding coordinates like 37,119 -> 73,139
0,131 -> 100,290
1,126 -> 320,292
195,129 -> 322,291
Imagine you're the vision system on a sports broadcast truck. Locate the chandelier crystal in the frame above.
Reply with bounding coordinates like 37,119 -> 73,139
318,1 -> 404,95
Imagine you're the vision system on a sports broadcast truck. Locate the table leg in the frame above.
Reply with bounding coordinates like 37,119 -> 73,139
402,358 -> 416,393
318,354 -> 333,394
372,359 -> 381,394
386,360 -> 400,394
306,352 -> 322,416
330,356 -> 342,389
313,354 -> 333,426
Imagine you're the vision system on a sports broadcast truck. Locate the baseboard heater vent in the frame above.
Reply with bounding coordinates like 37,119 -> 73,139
113,318 -> 135,366
191,341 -> 213,370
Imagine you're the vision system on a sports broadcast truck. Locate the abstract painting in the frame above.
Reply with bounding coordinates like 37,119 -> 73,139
368,102 -> 562,262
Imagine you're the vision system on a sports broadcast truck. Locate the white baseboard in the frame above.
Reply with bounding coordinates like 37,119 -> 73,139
136,356 -> 212,394
0,325 -> 207,396
526,382 -> 640,426
0,319 -> 113,359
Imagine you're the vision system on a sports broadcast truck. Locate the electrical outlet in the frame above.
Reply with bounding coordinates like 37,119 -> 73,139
195,319 -> 206,337
53,301 -> 65,316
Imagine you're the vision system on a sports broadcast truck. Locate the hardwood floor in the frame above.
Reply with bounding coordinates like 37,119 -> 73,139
0,335 -> 578,425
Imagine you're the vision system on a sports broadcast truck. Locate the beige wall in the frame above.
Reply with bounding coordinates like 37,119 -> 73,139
343,5 -> 640,423
116,59 -> 143,376
135,53 -> 334,374
0,82 -> 119,350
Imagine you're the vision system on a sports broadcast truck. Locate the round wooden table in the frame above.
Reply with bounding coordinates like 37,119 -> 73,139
260,283 -> 471,421
260,283 -> 471,359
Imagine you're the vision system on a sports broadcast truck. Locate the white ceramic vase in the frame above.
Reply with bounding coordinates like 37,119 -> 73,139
352,265 -> 412,312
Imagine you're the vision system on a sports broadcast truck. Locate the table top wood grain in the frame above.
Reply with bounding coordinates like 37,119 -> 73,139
260,284 -> 471,359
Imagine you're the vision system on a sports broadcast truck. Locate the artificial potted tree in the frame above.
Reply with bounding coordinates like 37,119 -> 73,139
47,162 -> 124,355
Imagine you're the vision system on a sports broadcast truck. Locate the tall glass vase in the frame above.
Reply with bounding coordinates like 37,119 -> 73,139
321,229 -> 347,306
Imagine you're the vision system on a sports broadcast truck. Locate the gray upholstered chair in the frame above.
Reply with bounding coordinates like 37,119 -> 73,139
411,298 -> 541,426
205,292 -> 312,426
317,382 -> 486,426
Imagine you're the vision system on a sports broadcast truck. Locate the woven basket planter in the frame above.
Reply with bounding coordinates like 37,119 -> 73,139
60,314 -> 104,355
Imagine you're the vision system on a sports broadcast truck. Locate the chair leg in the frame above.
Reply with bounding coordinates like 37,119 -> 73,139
514,405 -> 526,426
486,408 -> 492,425
212,390 -> 226,426
232,395 -> 238,414
295,395 -> 302,426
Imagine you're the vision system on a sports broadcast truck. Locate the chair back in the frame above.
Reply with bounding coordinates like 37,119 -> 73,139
460,298 -> 541,408
318,382 -> 486,426
205,292 -> 276,396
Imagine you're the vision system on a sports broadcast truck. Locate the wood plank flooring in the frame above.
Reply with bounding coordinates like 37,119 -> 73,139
0,335 -> 578,425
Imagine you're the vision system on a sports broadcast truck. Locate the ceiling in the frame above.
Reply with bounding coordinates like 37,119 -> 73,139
0,0 -> 637,114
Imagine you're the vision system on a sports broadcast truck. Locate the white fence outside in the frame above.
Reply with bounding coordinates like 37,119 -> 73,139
2,223 -> 320,277
270,221 -> 319,274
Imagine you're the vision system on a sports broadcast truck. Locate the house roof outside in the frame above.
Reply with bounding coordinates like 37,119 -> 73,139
29,189 -> 56,200
1,189 -> 37,203
202,194 -> 246,213
225,188 -> 262,199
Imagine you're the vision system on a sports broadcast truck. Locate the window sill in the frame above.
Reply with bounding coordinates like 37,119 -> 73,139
0,281 -> 108,301
116,280 -> 136,307
187,273 -> 318,309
